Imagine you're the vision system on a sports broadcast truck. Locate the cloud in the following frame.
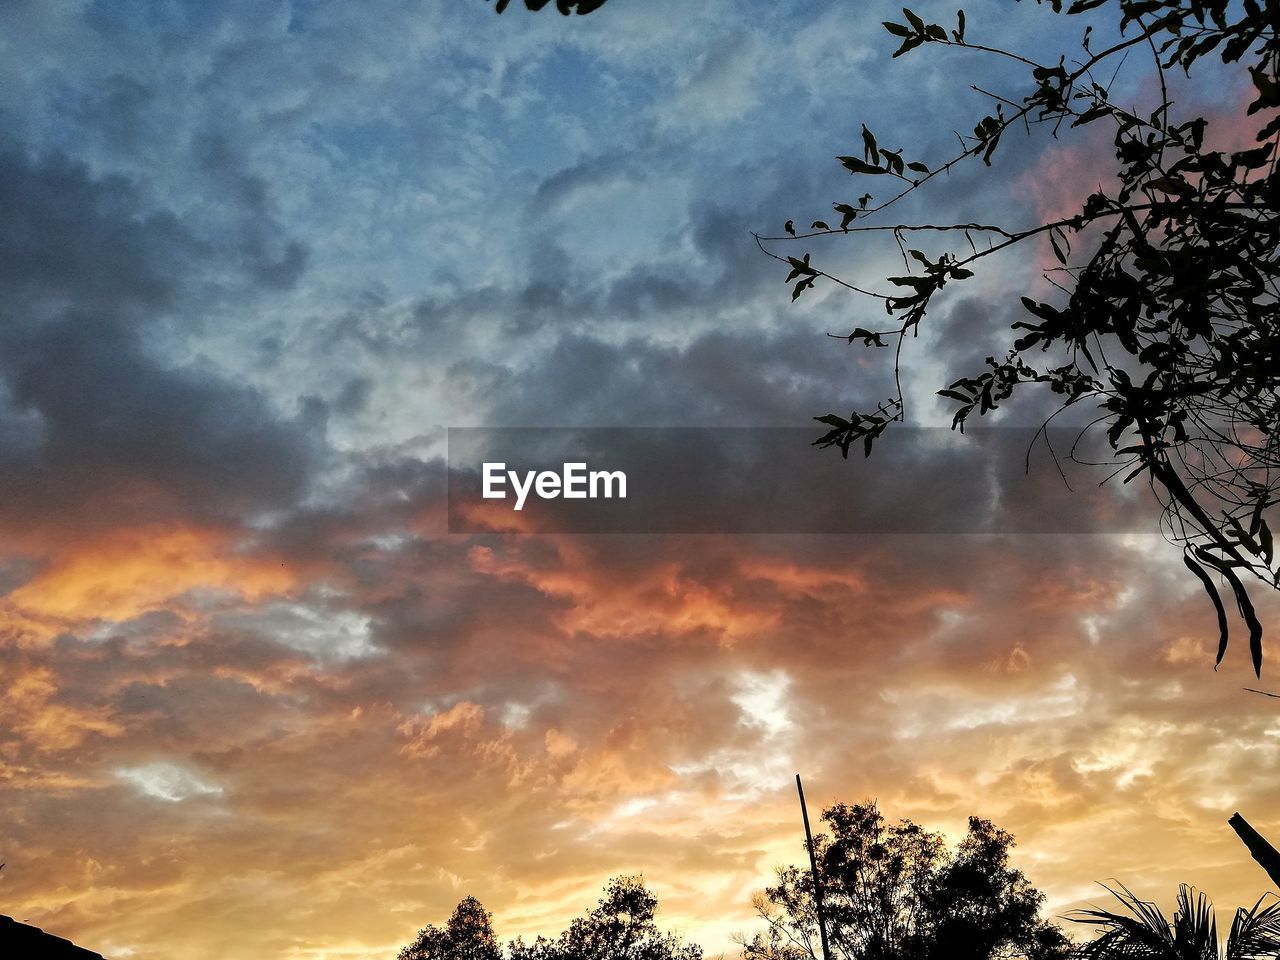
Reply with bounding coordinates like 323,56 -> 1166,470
0,2 -> 1274,959
655,32 -> 763,133
116,762 -> 225,803
5,512 -> 1279,956
531,154 -> 638,217
0,148 -> 321,542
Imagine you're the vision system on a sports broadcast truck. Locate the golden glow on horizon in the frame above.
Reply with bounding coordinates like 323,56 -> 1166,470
2,525 -> 1277,960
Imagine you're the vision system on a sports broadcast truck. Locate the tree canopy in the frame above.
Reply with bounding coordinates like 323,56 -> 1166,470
760,0 -> 1280,673
400,897 -> 504,960
398,877 -> 701,960
510,876 -> 702,960
740,801 -> 1071,960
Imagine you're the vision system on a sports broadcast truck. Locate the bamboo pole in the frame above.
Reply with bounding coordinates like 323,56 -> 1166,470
796,774 -> 832,960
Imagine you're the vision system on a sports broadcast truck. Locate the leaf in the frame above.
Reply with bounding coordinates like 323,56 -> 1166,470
847,327 -> 887,347
956,8 -> 965,41
861,124 -> 880,165
1014,331 -> 1043,350
784,254 -> 815,282
833,202 -> 858,231
888,274 -> 933,289
1020,297 -> 1063,322
1049,231 -> 1067,265
812,426 -> 850,458
1121,462 -> 1147,483
1071,105 -> 1110,126
903,7 -> 925,32
1147,176 -> 1191,195
1106,415 -> 1134,449
907,161 -> 929,173
1220,564 -> 1265,676
882,20 -> 911,37
980,129 -> 1001,164
811,220 -> 830,230
1233,144 -> 1275,168
1222,31 -> 1254,63
785,220 -> 796,236
893,35 -> 925,57
1184,553 -> 1230,668
838,156 -> 887,175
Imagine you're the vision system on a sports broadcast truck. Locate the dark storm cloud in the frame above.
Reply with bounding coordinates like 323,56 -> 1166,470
0,146 -> 320,530
0,149 -> 191,316
0,316 -> 320,524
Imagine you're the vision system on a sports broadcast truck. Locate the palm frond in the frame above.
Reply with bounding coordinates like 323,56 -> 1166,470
1170,885 -> 1216,959
1225,893 -> 1280,960
1067,882 -> 1280,960
1069,882 -> 1178,958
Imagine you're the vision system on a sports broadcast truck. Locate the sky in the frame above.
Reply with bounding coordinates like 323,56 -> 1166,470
1,1 -> 1278,958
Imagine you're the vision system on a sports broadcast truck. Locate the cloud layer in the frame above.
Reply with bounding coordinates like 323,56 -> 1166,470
0,2 -> 1275,959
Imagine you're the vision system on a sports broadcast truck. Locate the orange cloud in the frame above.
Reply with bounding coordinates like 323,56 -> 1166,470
4,529 -> 1279,960
399,700 -> 487,758
5,525 -> 294,629
0,663 -> 124,755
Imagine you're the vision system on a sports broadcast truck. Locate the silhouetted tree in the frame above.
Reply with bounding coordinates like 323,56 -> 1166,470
762,0 -> 1280,672
400,896 -> 503,960
508,876 -> 702,960
400,878 -> 700,960
927,817 -> 1072,960
741,802 -> 1070,960
1070,882 -> 1280,957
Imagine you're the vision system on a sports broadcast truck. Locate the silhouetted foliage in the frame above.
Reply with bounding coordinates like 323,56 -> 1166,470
400,897 -> 504,960
740,801 -> 1070,960
763,0 -> 1280,672
1070,882 -> 1280,957
487,0 -> 609,14
399,878 -> 700,960
509,877 -> 702,960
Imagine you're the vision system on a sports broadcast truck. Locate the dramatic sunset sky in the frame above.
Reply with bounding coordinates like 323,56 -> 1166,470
2,1 -> 1278,958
